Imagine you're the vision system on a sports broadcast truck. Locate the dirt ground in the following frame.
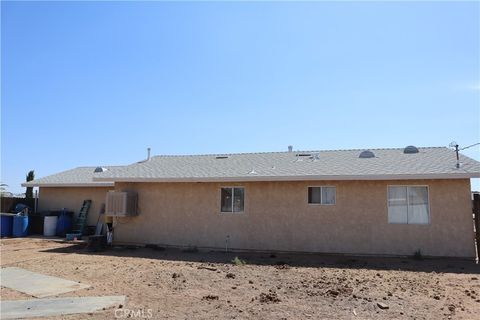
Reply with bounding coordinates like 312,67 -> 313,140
1,237 -> 479,319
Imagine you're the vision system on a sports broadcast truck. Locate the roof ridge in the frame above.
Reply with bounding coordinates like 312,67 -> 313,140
149,146 -> 448,158
75,165 -> 125,169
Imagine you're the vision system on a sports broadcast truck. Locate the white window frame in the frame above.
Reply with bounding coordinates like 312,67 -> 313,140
220,186 -> 245,214
307,186 -> 336,206
387,185 -> 430,225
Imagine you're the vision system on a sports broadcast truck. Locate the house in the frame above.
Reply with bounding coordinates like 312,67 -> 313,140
23,146 -> 480,258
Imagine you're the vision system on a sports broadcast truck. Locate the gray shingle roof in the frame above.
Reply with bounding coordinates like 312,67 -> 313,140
22,167 -> 116,187
92,147 -> 480,182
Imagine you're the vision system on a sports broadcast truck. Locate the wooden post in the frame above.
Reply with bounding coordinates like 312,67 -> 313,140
473,193 -> 480,261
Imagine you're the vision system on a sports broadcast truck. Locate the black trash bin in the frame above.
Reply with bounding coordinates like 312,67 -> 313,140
28,211 -> 54,235
28,215 -> 44,235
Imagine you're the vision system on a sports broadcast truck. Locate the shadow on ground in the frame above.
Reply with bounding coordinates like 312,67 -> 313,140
40,241 -> 480,275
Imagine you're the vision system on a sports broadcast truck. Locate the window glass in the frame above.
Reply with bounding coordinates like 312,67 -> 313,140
407,187 -> 429,224
388,186 -> 429,224
388,186 -> 408,223
321,187 -> 336,205
221,187 -> 244,213
221,188 -> 233,212
308,187 -> 321,204
233,188 -> 244,212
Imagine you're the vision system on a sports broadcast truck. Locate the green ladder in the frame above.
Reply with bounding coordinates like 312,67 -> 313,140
72,200 -> 92,235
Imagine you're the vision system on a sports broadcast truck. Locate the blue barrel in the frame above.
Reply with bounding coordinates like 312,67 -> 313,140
13,216 -> 29,237
1,214 -> 14,237
56,211 -> 73,237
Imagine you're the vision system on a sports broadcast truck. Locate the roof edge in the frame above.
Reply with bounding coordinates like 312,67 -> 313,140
21,182 -> 115,188
93,172 -> 480,183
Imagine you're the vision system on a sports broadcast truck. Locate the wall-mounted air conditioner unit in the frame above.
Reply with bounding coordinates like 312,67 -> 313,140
105,191 -> 138,217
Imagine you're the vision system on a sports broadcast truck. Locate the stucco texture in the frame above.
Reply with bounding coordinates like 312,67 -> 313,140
38,187 -> 112,227
111,179 -> 475,258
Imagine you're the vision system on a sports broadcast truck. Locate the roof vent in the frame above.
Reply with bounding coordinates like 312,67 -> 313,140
359,150 -> 375,158
215,156 -> 229,159
310,153 -> 320,161
94,167 -> 107,173
403,145 -> 419,154
288,145 -> 293,152
296,153 -> 311,157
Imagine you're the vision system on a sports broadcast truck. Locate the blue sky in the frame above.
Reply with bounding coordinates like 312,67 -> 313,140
1,1 -> 479,194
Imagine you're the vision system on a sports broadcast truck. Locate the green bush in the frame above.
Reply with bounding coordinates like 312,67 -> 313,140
231,256 -> 246,266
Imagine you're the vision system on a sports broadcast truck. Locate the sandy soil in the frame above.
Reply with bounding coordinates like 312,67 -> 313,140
1,237 -> 479,319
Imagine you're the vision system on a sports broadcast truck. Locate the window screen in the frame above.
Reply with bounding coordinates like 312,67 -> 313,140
321,187 -> 336,205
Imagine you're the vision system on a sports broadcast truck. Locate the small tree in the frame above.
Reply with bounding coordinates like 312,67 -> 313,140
25,170 -> 35,199
0,183 -> 8,197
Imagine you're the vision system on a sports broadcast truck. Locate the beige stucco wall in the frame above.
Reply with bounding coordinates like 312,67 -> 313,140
38,187 -> 113,227
110,179 -> 476,258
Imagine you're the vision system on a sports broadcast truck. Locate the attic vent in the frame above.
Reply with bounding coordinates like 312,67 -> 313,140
403,145 -> 419,154
359,150 -> 375,158
94,167 -> 107,173
215,156 -> 229,159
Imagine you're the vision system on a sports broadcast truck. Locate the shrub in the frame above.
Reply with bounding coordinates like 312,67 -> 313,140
231,256 -> 246,266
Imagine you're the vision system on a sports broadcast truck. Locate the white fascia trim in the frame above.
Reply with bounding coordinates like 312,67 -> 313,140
93,172 -> 480,183
21,182 -> 114,188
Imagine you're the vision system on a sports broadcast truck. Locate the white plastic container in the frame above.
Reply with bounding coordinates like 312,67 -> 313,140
43,216 -> 58,236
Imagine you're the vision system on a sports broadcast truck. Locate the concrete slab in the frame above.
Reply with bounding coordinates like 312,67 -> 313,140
0,267 -> 90,298
0,296 -> 126,319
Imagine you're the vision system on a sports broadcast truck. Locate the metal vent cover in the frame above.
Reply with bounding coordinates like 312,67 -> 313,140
359,150 -> 375,158
404,146 -> 419,154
